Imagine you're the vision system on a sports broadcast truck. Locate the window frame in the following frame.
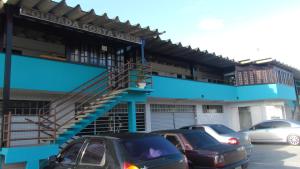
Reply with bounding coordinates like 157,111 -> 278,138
58,139 -> 86,165
164,134 -> 185,151
78,138 -> 107,167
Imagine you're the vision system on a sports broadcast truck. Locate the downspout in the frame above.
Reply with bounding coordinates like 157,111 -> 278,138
293,78 -> 300,120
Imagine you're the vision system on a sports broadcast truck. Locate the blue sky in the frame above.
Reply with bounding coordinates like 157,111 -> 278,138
62,0 -> 300,68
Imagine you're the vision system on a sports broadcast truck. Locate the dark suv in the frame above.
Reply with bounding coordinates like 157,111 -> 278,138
43,133 -> 188,169
153,130 -> 249,169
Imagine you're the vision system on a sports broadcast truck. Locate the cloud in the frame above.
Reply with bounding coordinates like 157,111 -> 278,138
198,18 -> 224,30
182,8 -> 300,69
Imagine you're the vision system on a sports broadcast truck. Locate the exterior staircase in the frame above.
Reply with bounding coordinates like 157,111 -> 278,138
2,62 -> 152,147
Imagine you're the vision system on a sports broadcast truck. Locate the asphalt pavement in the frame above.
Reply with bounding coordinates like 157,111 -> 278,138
248,144 -> 300,169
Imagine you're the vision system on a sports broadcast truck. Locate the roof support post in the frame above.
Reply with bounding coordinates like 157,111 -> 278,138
128,101 -> 137,132
2,5 -> 13,146
0,14 -> 4,52
140,39 -> 145,64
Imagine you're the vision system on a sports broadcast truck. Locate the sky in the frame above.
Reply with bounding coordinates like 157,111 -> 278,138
62,0 -> 300,69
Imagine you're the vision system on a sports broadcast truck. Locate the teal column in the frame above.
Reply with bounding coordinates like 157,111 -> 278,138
128,101 -> 137,132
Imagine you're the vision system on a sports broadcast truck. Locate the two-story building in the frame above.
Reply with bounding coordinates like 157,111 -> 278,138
0,0 -> 299,169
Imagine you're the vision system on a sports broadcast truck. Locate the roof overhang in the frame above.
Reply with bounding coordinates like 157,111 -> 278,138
0,0 -> 163,44
145,37 -> 237,69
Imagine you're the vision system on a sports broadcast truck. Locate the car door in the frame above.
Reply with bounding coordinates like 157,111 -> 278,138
50,140 -> 85,169
249,121 -> 274,142
270,121 -> 291,141
75,138 -> 113,169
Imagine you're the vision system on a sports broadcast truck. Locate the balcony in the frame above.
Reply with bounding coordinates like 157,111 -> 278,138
0,53 -> 105,92
150,76 -> 297,101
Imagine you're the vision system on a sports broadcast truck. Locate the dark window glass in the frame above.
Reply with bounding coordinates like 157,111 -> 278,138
183,131 -> 220,149
60,142 -> 83,164
210,125 -> 236,134
121,136 -> 180,161
255,122 -> 273,129
81,140 -> 106,166
272,121 -> 291,128
165,135 -> 183,149
192,126 -> 205,131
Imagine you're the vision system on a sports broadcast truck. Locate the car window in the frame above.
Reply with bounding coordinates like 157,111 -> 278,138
180,126 -> 190,129
192,126 -> 205,131
272,121 -> 291,128
209,125 -> 235,134
60,142 -> 84,165
121,136 -> 180,161
80,140 -> 106,166
183,131 -> 220,149
165,135 -> 183,150
255,122 -> 273,129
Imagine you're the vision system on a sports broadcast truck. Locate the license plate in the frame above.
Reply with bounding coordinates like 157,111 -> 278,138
235,166 -> 242,169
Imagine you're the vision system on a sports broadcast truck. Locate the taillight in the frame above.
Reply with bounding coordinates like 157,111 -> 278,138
214,154 -> 225,167
228,138 -> 240,145
123,162 -> 139,169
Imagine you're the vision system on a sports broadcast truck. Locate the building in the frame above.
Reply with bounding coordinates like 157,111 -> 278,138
0,0 -> 299,168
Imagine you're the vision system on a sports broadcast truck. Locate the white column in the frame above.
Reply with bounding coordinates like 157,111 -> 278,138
145,103 -> 152,132
195,104 -> 203,125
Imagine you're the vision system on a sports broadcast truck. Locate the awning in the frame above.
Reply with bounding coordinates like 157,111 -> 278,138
145,37 -> 237,68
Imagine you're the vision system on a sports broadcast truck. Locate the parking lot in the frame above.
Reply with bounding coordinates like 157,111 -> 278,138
249,144 -> 300,169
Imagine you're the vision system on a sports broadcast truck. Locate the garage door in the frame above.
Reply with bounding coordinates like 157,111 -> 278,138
151,104 -> 196,131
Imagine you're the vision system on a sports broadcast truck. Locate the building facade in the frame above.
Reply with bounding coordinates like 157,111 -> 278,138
0,0 -> 300,169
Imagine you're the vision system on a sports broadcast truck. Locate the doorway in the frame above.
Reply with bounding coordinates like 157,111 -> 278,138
238,107 -> 252,130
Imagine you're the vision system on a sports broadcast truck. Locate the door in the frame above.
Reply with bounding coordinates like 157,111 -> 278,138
270,121 -> 291,141
75,139 -> 113,169
174,112 -> 196,128
238,107 -> 252,130
249,121 -> 274,142
150,104 -> 196,131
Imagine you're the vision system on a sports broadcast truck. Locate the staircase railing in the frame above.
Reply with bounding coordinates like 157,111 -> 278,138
2,62 -> 152,147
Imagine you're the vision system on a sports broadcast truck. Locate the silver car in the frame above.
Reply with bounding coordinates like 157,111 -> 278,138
180,124 -> 253,157
243,120 -> 300,145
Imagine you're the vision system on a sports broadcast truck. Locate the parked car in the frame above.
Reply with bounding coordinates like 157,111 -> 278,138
153,129 -> 249,169
242,119 -> 300,145
43,133 -> 188,169
181,124 -> 253,157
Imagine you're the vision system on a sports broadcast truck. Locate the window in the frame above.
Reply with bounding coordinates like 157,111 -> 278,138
150,104 -> 195,113
60,142 -> 84,165
6,100 -> 50,116
202,105 -> 223,113
272,121 -> 291,128
192,126 -> 205,131
80,140 -> 106,166
183,131 -> 220,149
121,136 -> 180,161
210,125 -> 236,134
255,122 -> 273,130
165,135 -> 183,150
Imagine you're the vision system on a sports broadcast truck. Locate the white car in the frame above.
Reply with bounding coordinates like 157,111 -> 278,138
181,124 -> 253,157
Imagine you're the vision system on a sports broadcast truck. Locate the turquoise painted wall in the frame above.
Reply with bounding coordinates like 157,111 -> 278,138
150,76 -> 237,101
150,76 -> 297,101
0,53 -> 4,88
0,53 -> 105,92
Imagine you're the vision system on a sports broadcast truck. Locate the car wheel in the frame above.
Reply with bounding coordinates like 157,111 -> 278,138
287,135 -> 300,146
242,162 -> 249,169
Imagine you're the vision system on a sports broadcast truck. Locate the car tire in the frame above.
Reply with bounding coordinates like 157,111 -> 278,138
287,135 -> 300,146
242,162 -> 249,169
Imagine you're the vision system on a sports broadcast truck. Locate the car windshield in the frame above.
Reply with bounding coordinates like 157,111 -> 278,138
184,131 -> 220,149
290,120 -> 300,126
121,136 -> 180,162
210,125 -> 236,134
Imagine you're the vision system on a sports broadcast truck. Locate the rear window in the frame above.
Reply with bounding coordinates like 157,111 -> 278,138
210,125 -> 236,134
121,136 -> 180,161
184,131 -> 220,149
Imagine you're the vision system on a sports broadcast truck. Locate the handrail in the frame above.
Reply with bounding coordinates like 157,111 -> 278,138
5,62 -> 152,147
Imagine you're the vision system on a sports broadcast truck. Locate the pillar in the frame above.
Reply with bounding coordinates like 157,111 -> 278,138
128,101 -> 137,132
145,103 -> 151,132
